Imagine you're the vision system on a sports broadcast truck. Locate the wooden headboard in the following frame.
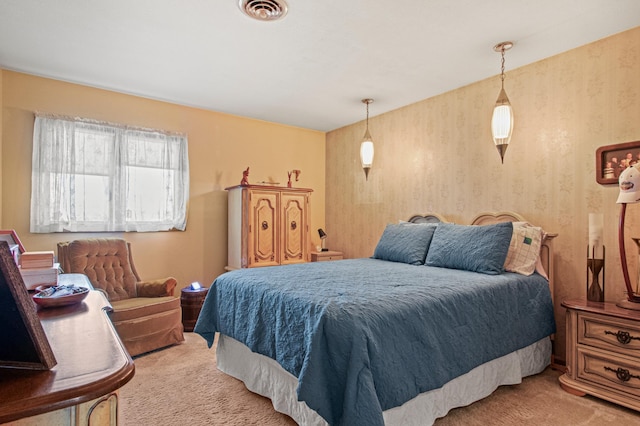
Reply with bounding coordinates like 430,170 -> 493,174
407,212 -> 448,224
407,211 -> 556,299
471,211 -> 557,300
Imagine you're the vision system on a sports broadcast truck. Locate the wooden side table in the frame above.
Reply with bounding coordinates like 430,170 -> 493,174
311,250 -> 344,262
559,298 -> 640,412
181,286 -> 209,332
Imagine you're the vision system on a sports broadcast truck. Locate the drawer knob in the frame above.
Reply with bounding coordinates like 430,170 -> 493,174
604,366 -> 640,382
262,221 -> 269,230
604,329 -> 639,345
291,221 -> 297,230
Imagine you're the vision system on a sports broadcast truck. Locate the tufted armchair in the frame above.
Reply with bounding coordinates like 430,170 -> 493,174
57,238 -> 184,356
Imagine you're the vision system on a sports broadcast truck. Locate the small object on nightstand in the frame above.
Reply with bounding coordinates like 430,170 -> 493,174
311,251 -> 344,262
586,246 -> 605,302
318,228 -> 329,251
180,284 -> 209,332
587,213 -> 605,302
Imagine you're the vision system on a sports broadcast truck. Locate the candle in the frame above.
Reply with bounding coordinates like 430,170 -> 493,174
588,213 -> 604,259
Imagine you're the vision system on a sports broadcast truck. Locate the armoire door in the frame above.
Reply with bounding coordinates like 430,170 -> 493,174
249,191 -> 279,267
281,192 -> 308,265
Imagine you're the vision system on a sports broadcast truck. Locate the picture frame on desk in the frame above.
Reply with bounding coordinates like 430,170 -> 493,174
0,229 -> 25,265
0,241 -> 57,370
0,230 -> 25,253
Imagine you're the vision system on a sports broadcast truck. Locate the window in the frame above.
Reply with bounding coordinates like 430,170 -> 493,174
30,115 -> 189,233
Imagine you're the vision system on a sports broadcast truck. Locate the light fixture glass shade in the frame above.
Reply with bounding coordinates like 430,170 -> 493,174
360,98 -> 375,180
491,88 -> 513,164
491,41 -> 514,164
360,130 -> 374,180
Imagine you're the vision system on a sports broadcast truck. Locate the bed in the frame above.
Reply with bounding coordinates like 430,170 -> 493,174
195,212 -> 557,425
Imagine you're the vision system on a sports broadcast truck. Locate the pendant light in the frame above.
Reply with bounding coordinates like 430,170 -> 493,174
491,41 -> 514,164
360,98 -> 374,180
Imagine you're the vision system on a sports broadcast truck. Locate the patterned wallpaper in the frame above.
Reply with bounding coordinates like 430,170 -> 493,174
325,27 -> 640,361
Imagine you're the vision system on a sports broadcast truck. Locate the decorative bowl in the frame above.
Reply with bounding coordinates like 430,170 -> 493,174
32,285 -> 89,308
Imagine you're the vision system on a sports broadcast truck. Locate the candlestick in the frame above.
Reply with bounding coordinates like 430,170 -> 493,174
588,213 -> 604,259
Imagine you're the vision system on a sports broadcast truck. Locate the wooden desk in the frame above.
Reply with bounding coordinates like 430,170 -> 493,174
0,274 -> 135,425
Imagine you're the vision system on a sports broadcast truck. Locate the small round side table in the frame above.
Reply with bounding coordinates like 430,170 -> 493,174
180,286 -> 209,332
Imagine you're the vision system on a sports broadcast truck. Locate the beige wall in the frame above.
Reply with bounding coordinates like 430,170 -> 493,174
1,71 -> 325,292
326,27 -> 640,362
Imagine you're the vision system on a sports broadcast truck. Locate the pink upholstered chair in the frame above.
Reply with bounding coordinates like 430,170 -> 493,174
57,238 -> 184,356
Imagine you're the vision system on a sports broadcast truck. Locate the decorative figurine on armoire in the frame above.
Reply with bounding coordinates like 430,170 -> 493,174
287,169 -> 300,187
240,167 -> 250,186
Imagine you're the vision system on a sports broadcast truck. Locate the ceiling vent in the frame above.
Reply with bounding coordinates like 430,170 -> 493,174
239,0 -> 288,21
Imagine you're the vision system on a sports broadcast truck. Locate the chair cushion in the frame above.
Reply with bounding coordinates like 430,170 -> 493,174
66,239 -> 137,301
109,296 -> 184,356
109,296 -> 181,322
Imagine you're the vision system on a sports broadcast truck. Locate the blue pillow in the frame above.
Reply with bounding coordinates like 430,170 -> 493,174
373,223 -> 437,265
424,222 -> 513,274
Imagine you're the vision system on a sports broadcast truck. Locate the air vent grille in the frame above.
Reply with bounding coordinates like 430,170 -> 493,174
239,0 -> 288,21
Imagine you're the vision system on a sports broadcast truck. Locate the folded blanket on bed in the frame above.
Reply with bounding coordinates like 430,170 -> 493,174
195,259 -> 555,426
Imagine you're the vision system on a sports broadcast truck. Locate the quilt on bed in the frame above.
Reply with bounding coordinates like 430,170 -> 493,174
195,258 -> 555,426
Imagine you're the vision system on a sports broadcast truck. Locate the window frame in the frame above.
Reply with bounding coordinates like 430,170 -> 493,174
30,115 -> 189,233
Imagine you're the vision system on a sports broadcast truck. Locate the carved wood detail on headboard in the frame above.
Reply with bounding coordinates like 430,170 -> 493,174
407,212 -> 449,224
470,211 -> 526,225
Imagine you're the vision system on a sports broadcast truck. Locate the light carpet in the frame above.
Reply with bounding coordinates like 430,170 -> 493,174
120,333 -> 639,425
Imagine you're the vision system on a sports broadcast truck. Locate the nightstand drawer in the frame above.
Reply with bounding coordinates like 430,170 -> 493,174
578,312 -> 640,355
577,346 -> 640,397
314,254 -> 343,261
311,251 -> 343,262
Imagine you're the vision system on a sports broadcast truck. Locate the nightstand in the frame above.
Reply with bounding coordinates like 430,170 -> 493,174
180,286 -> 209,332
559,298 -> 640,411
311,250 -> 344,262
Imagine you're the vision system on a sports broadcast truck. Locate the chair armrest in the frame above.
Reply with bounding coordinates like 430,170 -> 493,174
136,277 -> 178,297
94,287 -> 110,300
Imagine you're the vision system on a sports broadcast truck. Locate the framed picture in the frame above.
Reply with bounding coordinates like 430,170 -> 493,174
0,241 -> 57,370
0,229 -> 25,252
596,140 -> 640,185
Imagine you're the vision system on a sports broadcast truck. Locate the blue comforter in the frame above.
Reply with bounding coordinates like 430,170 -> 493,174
195,259 -> 555,426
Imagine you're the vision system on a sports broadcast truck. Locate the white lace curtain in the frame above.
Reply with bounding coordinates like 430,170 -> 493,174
30,114 -> 189,233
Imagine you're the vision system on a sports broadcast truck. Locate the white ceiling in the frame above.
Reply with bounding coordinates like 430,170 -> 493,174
1,1 -> 639,132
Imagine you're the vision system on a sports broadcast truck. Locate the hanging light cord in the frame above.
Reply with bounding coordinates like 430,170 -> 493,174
499,47 -> 506,88
365,101 -> 370,130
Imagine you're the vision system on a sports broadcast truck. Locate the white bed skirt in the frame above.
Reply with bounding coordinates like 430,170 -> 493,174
216,334 -> 552,426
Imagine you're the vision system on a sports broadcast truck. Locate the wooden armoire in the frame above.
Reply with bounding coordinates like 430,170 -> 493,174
226,185 -> 312,269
